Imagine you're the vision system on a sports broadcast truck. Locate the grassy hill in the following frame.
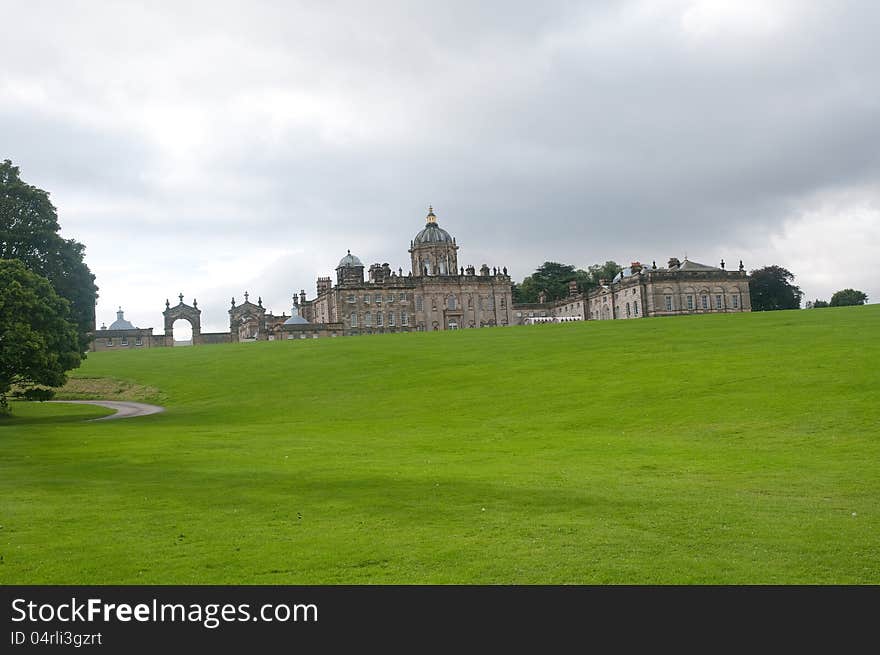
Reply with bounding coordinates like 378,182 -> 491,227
1,306 -> 878,583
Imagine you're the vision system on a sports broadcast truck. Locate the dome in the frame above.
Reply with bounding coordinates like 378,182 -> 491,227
413,206 -> 453,245
337,249 -> 363,268
284,303 -> 309,325
283,299 -> 309,326
108,307 -> 136,330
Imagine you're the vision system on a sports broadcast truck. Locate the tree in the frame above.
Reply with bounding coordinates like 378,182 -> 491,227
587,260 -> 622,286
748,265 -> 803,311
513,260 -> 620,304
0,160 -> 97,352
0,260 -> 82,413
811,299 -> 829,308
829,289 -> 867,307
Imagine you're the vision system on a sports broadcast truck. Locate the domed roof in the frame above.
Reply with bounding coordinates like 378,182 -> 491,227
283,300 -> 309,325
413,206 -> 453,245
109,307 -> 136,330
337,249 -> 363,268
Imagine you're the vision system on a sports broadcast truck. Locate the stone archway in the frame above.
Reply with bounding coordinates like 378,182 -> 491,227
163,294 -> 202,345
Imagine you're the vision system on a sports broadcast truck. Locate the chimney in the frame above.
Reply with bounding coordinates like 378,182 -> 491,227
668,257 -> 681,269
568,280 -> 578,296
630,261 -> 642,274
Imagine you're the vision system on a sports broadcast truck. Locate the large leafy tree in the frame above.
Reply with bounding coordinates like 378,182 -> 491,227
0,260 -> 81,413
748,265 -> 803,311
514,260 -> 620,304
587,260 -> 622,286
0,160 -> 97,352
829,289 -> 868,306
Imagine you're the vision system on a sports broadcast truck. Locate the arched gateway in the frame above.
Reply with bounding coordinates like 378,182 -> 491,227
163,294 -> 202,345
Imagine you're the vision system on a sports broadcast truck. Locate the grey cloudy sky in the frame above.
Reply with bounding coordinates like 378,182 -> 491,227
3,0 -> 878,332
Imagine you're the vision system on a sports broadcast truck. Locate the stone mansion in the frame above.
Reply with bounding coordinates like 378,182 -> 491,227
89,208 -> 751,350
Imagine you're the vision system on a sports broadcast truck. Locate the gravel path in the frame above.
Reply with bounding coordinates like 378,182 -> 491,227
50,400 -> 165,420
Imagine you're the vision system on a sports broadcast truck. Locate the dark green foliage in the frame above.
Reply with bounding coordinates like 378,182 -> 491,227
748,265 -> 803,310
0,160 -> 98,352
12,387 -> 56,402
0,259 -> 81,412
587,260 -> 622,286
829,289 -> 867,307
514,260 -> 619,303
812,300 -> 829,308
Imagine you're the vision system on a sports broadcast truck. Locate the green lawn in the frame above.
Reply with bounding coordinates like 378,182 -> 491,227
1,306 -> 878,583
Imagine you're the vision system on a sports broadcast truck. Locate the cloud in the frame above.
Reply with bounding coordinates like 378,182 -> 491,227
2,1 -> 878,331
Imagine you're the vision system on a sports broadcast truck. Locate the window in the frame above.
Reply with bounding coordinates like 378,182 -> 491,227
350,312 -> 358,327
732,295 -> 740,309
501,297 -> 506,309
400,292 -> 407,302
387,295 -> 394,303
376,295 -> 382,304
432,298 -> 437,311
468,297 -> 474,309
715,295 -> 723,309
633,301 -> 639,316
416,296 -> 423,311
487,296 -> 495,310
121,336 -> 128,346
347,294 -> 355,303
107,338 -> 113,347
665,295 -> 673,311
389,313 -> 396,326
626,302 -> 631,317
377,312 -> 383,327
365,311 -> 373,327
402,312 -> 409,326
364,294 -> 370,304
135,336 -> 143,346
447,295 -> 457,310
701,295 -> 709,310
687,295 -> 694,310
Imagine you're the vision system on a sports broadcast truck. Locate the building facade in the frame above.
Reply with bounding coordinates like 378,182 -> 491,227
512,258 -> 751,324
90,207 -> 514,350
300,207 -> 513,334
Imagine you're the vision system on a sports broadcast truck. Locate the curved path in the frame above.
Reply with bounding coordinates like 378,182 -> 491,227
50,400 -> 165,421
